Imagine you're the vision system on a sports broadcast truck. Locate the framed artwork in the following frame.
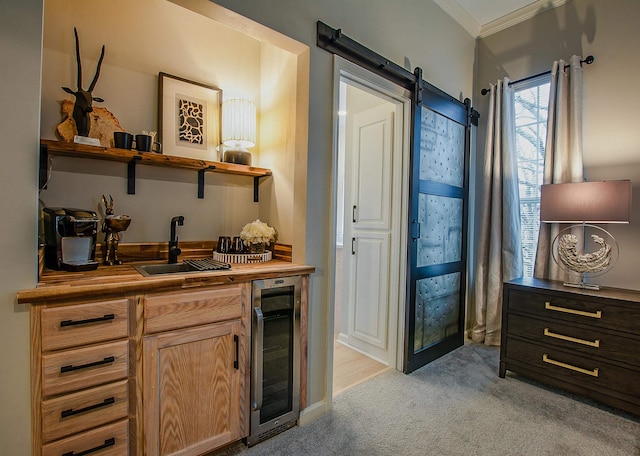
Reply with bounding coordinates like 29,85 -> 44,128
158,72 -> 221,160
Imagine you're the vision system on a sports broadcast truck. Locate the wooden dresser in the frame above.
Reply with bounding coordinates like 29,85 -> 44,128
500,278 -> 640,415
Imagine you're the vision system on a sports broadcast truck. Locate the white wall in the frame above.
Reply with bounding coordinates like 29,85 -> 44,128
0,1 -> 42,453
211,0 -> 476,412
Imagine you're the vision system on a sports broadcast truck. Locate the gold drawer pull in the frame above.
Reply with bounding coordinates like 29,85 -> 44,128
542,354 -> 599,377
545,301 -> 601,319
543,328 -> 600,348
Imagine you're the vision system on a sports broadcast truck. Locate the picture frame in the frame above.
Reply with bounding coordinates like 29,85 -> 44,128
158,72 -> 222,161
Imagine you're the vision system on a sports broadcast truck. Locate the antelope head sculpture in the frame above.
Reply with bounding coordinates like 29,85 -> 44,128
62,27 -> 105,137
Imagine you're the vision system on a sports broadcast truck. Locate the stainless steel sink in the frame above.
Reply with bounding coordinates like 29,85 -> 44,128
133,263 -> 197,276
133,258 -> 231,276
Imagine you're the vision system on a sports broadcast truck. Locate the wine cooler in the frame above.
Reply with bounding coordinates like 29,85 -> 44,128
248,275 -> 301,446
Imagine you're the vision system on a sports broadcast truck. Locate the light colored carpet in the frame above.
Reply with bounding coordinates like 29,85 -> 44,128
217,342 -> 640,455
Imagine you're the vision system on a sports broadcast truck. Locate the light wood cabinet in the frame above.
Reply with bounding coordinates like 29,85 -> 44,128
31,297 -> 134,456
142,284 -> 250,456
24,267 -> 312,456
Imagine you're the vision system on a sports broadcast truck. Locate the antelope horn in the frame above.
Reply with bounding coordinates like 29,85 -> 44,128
73,27 -> 82,89
88,44 -> 105,92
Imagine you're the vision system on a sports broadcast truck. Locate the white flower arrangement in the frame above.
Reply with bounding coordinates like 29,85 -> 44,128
240,219 -> 276,245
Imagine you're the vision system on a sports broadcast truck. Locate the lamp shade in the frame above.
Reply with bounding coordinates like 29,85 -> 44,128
222,99 -> 256,149
540,180 -> 632,223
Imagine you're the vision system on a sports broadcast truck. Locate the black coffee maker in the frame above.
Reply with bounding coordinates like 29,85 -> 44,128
43,207 -> 99,271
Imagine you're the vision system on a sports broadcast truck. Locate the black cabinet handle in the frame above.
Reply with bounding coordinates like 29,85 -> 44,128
233,335 -> 239,370
61,397 -> 115,418
60,356 -> 115,373
351,237 -> 356,255
60,314 -> 115,327
62,437 -> 116,456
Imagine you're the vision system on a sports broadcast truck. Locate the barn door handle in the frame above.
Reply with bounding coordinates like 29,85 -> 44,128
411,221 -> 420,240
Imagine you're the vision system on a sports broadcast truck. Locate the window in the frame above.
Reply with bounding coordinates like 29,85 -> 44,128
513,77 -> 550,277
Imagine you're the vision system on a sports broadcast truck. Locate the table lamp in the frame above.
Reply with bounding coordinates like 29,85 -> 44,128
222,99 -> 256,166
540,180 -> 632,290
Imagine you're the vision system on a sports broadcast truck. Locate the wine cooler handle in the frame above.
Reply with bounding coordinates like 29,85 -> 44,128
252,307 -> 264,412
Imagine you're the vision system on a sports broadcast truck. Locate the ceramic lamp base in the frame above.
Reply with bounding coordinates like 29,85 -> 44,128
223,150 -> 252,166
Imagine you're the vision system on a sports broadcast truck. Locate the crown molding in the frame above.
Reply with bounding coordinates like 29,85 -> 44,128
478,0 -> 571,38
433,0 -> 571,39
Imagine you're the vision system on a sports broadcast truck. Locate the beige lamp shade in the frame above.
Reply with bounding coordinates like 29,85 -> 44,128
540,180 -> 632,224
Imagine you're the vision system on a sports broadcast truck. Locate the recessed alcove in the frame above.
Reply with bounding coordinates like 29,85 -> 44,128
39,0 -> 309,262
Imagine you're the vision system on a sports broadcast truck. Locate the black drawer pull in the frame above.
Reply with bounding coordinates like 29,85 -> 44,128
60,356 -> 116,373
62,437 -> 116,456
60,314 -> 115,327
61,397 -> 115,418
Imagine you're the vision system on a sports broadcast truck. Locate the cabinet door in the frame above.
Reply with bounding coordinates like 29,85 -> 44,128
144,320 -> 242,456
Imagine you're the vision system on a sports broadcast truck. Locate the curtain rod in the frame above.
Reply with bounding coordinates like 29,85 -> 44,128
480,55 -> 595,96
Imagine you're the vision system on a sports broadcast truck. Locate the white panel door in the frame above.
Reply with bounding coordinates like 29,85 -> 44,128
343,103 -> 394,364
350,233 -> 390,356
352,107 -> 393,231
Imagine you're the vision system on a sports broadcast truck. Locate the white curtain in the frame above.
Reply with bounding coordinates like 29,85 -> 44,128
534,55 -> 585,280
472,78 -> 523,346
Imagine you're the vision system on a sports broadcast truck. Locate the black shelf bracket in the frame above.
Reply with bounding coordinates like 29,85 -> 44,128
254,176 -> 268,202
127,155 -> 142,194
198,165 -> 216,198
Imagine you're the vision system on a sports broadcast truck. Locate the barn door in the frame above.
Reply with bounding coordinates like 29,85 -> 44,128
404,89 -> 472,373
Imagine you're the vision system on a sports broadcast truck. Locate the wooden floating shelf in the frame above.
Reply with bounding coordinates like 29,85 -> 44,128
40,139 -> 272,200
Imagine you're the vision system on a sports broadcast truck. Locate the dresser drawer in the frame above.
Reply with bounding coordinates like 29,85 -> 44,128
41,299 -> 130,352
505,338 -> 640,400
508,289 -> 640,334
43,340 -> 129,397
42,379 -> 129,443
507,313 -> 640,367
42,418 -> 129,456
144,285 -> 243,334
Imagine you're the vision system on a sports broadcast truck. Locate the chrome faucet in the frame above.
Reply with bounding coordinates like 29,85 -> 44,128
168,215 -> 184,264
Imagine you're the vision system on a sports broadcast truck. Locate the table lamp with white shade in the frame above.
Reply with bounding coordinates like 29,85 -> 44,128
222,98 -> 256,166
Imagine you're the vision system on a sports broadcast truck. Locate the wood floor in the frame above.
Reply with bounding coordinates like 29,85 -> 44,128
332,342 -> 389,396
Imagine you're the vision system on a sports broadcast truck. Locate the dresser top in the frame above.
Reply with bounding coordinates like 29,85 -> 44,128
506,277 -> 640,304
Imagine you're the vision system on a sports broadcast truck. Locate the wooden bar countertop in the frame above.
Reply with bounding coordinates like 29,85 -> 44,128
17,242 -> 314,304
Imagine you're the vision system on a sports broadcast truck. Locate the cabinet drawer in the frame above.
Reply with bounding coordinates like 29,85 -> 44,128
43,340 -> 129,397
508,289 -> 640,334
41,299 -> 130,352
507,313 -> 640,367
144,286 -> 243,334
505,338 -> 640,400
42,379 -> 129,443
42,418 -> 129,456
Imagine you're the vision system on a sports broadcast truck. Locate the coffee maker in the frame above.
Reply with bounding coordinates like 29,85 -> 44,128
43,207 -> 99,271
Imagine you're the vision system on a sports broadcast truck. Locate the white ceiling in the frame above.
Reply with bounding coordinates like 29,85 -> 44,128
433,0 -> 571,38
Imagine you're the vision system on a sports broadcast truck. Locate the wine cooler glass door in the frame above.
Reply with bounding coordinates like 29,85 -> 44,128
250,276 -> 301,445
